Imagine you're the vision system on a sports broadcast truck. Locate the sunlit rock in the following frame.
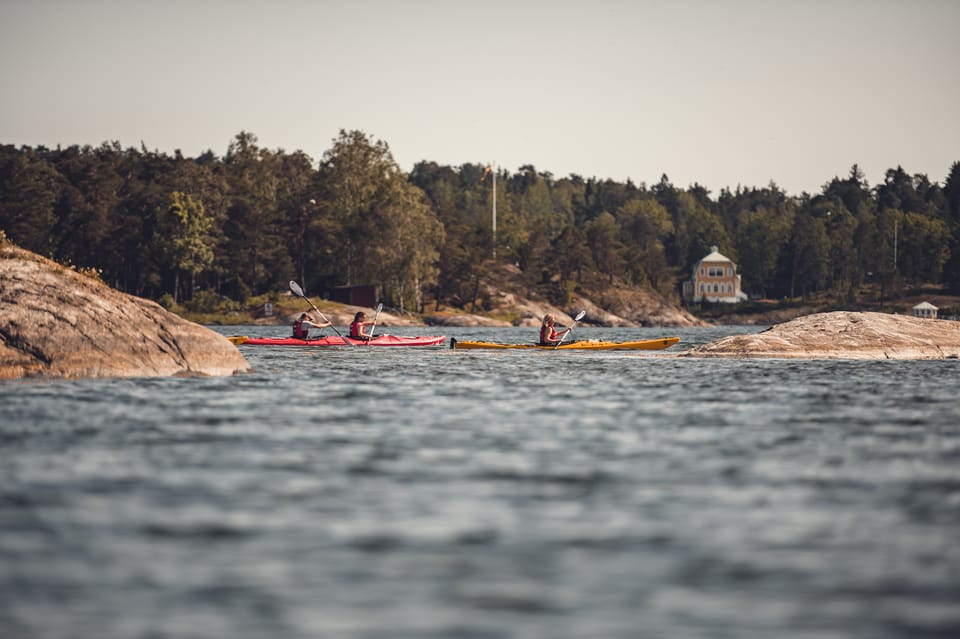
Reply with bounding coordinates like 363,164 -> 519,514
683,311 -> 960,359
423,313 -> 512,327
1,243 -> 251,379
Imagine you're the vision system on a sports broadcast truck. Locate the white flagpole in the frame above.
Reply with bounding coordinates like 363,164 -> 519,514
492,162 -> 497,259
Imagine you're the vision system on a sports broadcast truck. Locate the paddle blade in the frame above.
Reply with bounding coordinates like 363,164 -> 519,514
574,310 -> 586,322
289,280 -> 305,297
366,303 -> 384,346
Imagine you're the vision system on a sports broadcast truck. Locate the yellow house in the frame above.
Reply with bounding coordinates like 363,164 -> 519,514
682,246 -> 747,304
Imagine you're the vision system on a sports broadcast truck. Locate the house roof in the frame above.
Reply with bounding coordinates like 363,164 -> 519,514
913,301 -> 938,310
699,245 -> 734,264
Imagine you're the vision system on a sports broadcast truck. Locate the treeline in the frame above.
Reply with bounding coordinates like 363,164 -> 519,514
2,130 -> 959,314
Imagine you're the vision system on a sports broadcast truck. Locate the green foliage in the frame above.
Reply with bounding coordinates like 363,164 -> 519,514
183,288 -> 241,314
585,212 -> 624,285
736,206 -> 789,295
899,211 -> 950,284
221,131 -> 293,298
155,191 -> 215,302
788,213 -> 830,298
616,197 -> 673,290
0,139 -> 956,314
316,130 -> 444,313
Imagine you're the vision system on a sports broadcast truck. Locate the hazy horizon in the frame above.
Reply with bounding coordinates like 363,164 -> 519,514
2,0 -> 958,196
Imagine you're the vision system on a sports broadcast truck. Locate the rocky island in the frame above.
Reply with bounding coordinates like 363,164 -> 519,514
683,311 -> 960,360
1,243 -> 251,379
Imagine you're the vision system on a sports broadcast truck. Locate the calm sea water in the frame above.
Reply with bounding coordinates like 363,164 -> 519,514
2,325 -> 959,639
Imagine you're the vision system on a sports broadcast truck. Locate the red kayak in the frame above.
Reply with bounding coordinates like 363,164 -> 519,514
229,334 -> 446,347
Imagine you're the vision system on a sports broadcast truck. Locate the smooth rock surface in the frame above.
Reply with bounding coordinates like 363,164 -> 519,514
683,311 -> 960,359
1,244 -> 251,379
423,313 -> 513,327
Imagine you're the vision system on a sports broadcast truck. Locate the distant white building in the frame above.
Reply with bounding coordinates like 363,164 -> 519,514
912,301 -> 938,319
682,246 -> 747,304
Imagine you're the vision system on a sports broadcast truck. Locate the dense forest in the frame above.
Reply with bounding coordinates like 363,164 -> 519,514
2,130 -> 959,316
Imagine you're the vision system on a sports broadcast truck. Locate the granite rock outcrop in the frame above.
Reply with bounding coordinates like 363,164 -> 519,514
683,311 -> 960,359
1,244 -> 251,379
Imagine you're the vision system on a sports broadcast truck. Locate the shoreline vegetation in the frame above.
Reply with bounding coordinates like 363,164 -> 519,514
168,281 -> 960,329
4,227 -> 958,331
1,134 -> 958,334
4,240 -> 959,381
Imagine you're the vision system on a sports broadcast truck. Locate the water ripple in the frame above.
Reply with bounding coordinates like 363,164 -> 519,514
1,325 -> 958,639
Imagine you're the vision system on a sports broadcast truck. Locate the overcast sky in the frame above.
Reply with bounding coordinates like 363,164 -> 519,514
2,0 -> 958,196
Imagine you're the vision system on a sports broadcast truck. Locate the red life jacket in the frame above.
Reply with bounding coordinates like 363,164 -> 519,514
350,321 -> 364,338
540,324 -> 556,344
293,318 -> 309,339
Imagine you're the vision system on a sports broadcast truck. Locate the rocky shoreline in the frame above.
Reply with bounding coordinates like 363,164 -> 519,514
5,242 -> 959,380
682,311 -> 960,360
1,244 -> 251,379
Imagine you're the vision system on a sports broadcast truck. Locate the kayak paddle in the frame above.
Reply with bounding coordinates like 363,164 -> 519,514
555,310 -> 586,349
289,280 -> 348,343
366,303 -> 383,344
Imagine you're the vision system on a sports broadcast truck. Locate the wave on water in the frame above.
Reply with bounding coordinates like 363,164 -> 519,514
2,326 -> 959,638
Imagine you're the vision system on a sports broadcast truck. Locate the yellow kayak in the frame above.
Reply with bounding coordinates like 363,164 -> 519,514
450,337 -> 680,351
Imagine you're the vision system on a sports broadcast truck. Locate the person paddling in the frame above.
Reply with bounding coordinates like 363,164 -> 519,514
292,312 -> 331,340
350,311 -> 376,341
539,313 -> 572,346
